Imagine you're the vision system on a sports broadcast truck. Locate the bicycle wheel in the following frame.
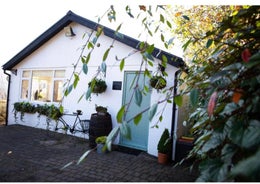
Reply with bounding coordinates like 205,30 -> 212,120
72,120 -> 89,136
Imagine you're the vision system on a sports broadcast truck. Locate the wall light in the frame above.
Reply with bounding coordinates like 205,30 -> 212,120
64,26 -> 76,37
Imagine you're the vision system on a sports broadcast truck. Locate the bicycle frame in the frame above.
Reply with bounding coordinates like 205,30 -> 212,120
55,110 -> 90,135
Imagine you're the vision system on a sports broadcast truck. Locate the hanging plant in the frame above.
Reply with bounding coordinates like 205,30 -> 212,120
88,78 -> 107,94
13,102 -> 37,122
150,75 -> 167,90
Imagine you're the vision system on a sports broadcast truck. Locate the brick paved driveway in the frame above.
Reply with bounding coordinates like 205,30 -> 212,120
0,125 -> 198,182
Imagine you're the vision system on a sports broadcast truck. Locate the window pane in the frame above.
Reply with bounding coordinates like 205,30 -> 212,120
22,71 -> 30,78
32,70 -> 52,77
54,70 -> 65,78
53,80 -> 63,102
31,71 -> 52,102
21,80 -> 29,99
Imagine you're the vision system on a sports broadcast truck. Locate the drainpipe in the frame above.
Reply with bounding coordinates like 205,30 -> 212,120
3,70 -> 11,126
171,69 -> 181,160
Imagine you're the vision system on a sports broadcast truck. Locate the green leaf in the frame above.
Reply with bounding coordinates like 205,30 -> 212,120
190,88 -> 199,107
77,149 -> 94,165
85,53 -> 91,64
134,88 -> 142,107
85,88 -> 92,100
146,44 -> 155,54
101,62 -> 107,75
120,59 -> 125,71
81,56 -> 86,63
148,29 -> 153,37
206,39 -> 213,48
249,52 -> 260,62
106,126 -> 120,151
120,121 -> 131,140
115,32 -> 124,39
160,14 -> 165,23
82,63 -> 88,75
61,161 -> 74,170
244,52 -> 260,68
87,42 -> 94,49
231,148 -> 260,179
73,73 -> 79,89
182,15 -> 190,21
148,103 -> 158,121
147,60 -> 154,67
144,69 -> 151,78
143,52 -> 154,61
159,115 -> 163,122
116,105 -> 125,123
182,39 -> 192,51
168,37 -> 174,45
77,93 -> 85,103
221,102 -> 239,116
134,113 -> 142,125
166,20 -> 172,28
92,37 -> 97,44
174,95 -> 183,107
241,120 -> 260,148
59,105 -> 64,114
161,33 -> 165,42
116,23 -> 122,32
144,85 -> 149,93
103,48 -> 110,61
162,54 -> 168,65
201,132 -> 224,153
65,84 -> 73,96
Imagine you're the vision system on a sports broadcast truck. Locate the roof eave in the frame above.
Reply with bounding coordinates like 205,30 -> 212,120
2,10 -> 184,70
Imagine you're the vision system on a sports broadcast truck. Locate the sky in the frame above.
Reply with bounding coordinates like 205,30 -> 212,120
1,0 -> 254,66
0,0 -> 185,66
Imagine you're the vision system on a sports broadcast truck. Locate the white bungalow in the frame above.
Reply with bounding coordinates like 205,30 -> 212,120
2,11 -> 186,160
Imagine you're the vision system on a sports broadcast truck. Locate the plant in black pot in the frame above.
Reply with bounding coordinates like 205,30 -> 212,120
157,128 -> 172,164
95,104 -> 108,116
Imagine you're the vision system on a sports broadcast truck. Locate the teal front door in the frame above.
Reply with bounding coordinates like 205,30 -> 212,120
120,71 -> 151,151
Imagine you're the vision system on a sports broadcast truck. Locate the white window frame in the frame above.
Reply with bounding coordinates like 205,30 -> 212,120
20,69 -> 66,103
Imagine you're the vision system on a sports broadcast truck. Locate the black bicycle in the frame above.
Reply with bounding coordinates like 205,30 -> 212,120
55,110 -> 90,135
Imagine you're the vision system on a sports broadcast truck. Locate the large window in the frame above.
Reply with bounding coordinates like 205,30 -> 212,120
20,70 -> 65,102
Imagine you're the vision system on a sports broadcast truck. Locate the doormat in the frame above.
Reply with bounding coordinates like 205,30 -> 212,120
115,145 -> 143,156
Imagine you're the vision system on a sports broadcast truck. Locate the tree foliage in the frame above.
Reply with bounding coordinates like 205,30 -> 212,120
175,6 -> 260,181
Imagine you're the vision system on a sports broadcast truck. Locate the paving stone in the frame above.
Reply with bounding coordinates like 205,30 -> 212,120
0,124 -> 198,182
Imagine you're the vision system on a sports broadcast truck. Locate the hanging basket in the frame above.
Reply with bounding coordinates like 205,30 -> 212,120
150,76 -> 167,90
88,79 -> 107,94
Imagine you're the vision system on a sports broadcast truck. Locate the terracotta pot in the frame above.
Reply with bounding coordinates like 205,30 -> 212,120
158,152 -> 169,164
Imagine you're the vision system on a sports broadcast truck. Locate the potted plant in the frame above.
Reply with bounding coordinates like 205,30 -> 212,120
157,128 -> 172,164
95,136 -> 107,154
88,78 -> 107,94
150,75 -> 167,90
95,104 -> 108,115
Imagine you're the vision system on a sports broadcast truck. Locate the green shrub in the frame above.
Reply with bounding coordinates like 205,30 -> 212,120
157,128 -> 172,154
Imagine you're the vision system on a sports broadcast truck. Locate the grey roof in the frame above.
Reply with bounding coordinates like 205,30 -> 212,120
2,11 -> 184,70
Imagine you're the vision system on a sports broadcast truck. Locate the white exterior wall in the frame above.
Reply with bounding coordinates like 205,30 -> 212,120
7,23 -> 178,157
